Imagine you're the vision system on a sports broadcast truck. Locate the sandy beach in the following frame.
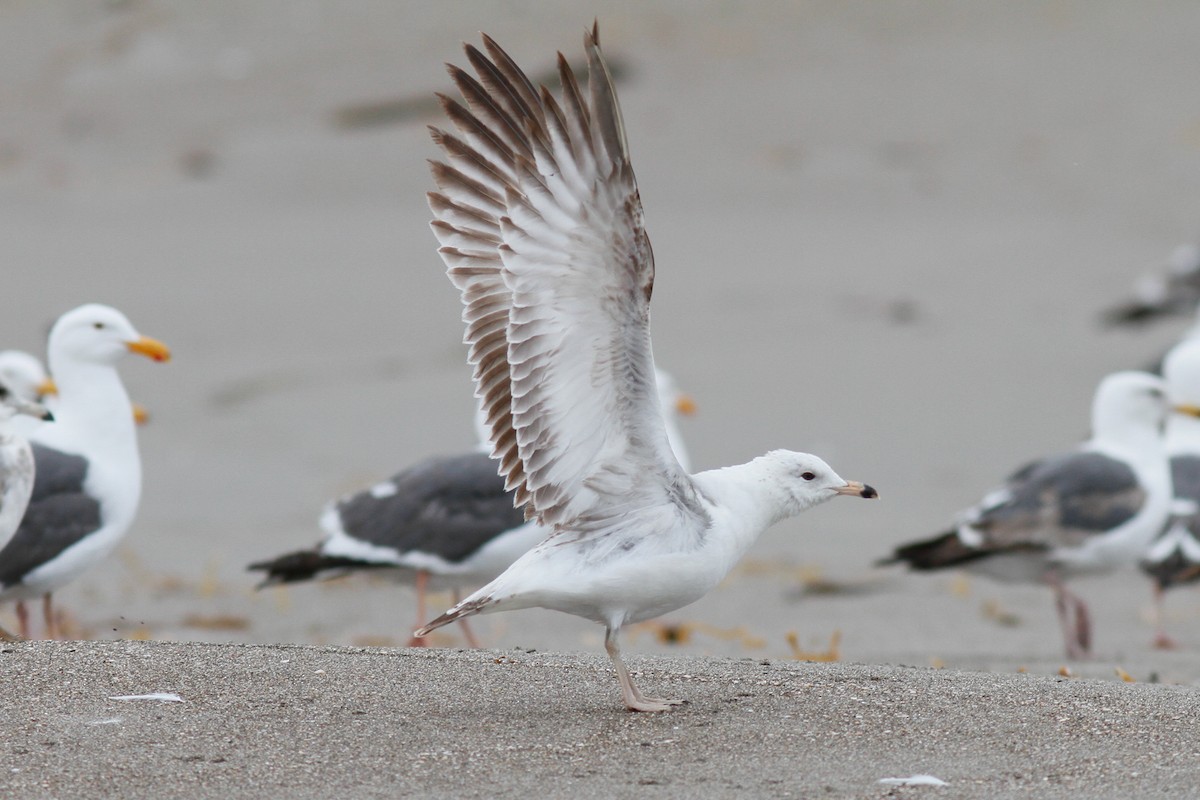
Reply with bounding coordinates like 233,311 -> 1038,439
3,2 -> 1200,795
4,639 -> 1200,799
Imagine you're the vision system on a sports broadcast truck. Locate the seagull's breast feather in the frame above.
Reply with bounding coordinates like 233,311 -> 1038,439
429,26 -> 695,532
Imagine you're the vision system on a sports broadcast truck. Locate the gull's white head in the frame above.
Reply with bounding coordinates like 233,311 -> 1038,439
1091,370 -> 1168,441
764,450 -> 878,514
0,377 -> 53,427
48,304 -> 171,369
0,350 -> 50,402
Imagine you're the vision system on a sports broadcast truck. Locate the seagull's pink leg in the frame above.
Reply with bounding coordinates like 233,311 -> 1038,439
1150,584 -> 1179,649
1072,592 -> 1091,655
1048,573 -> 1091,660
604,626 -> 685,713
15,601 -> 30,640
407,571 -> 430,647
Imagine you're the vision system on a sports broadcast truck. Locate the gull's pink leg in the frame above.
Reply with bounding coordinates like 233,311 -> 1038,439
407,571 -> 430,647
1072,592 -> 1091,655
604,626 -> 685,713
1048,573 -> 1091,660
1151,584 -> 1179,650
15,601 -> 30,640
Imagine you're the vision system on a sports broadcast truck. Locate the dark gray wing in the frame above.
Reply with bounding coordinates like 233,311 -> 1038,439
0,443 -> 102,589
329,451 -> 526,564
972,450 -> 1145,549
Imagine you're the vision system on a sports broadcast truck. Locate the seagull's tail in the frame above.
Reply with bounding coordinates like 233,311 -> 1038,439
414,594 -> 498,638
246,550 -> 390,588
875,529 -> 983,570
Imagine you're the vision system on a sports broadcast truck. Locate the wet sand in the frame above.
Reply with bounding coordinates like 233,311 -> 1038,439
2,3 -> 1200,795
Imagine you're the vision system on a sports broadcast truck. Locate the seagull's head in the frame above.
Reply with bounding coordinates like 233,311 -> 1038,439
1091,370 -> 1168,439
0,350 -> 50,402
48,304 -> 172,368
0,378 -> 53,425
766,450 -> 878,513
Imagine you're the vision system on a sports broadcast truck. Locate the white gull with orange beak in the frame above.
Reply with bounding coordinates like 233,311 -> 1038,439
0,304 -> 170,638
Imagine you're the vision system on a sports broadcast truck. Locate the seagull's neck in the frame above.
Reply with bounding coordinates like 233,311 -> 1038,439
1094,421 -> 1165,461
692,457 -> 805,557
38,358 -> 136,454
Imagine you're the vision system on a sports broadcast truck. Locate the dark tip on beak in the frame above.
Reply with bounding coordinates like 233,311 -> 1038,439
835,480 -> 878,499
41,410 -> 54,422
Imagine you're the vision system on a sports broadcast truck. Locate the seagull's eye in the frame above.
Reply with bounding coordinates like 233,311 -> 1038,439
801,471 -> 816,481
0,387 -> 7,399
93,322 -> 104,330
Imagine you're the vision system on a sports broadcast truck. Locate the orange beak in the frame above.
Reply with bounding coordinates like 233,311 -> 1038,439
132,402 -> 150,425
37,377 -> 58,397
127,336 -> 171,363
674,394 -> 698,416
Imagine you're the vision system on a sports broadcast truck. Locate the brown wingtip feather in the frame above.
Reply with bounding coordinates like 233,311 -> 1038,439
415,596 -> 496,636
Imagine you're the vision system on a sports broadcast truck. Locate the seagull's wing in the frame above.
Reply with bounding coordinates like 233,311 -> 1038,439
0,444 -> 102,589
429,24 -> 703,531
966,451 -> 1146,550
322,452 -> 528,563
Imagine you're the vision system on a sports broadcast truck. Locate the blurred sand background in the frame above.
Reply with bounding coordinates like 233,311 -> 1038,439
3,0 -> 1200,682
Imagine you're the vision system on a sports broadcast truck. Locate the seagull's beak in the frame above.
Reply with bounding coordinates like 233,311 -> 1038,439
674,394 -> 698,416
14,396 -> 53,422
1174,404 -> 1200,419
132,402 -> 150,425
126,336 -> 172,363
835,481 -> 878,499
37,377 -> 57,397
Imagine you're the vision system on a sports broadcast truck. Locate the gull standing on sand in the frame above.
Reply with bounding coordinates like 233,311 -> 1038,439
0,305 -> 170,638
248,369 -> 695,648
414,25 -> 877,712
881,371 -> 1171,659
1138,338 -> 1200,647
0,379 -> 54,639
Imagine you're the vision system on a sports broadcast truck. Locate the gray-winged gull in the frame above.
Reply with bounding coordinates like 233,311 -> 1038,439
881,371 -> 1171,659
0,304 -> 170,639
413,24 -> 877,711
1138,338 -> 1200,647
